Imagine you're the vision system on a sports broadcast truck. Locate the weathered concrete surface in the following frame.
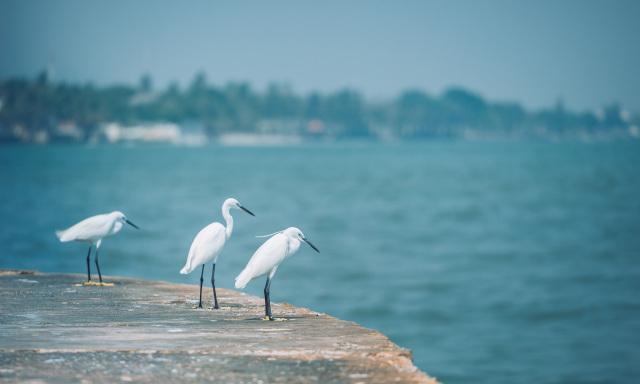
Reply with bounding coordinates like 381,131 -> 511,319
0,270 -> 437,383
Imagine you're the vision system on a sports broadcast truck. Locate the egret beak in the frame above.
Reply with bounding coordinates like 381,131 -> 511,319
125,219 -> 139,229
239,205 -> 255,217
302,237 -> 320,253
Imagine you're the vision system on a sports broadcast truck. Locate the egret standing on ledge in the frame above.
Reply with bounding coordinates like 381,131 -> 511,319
235,227 -> 319,320
180,198 -> 255,309
56,211 -> 139,284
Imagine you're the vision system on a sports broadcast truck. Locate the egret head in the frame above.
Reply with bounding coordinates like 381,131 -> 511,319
112,211 -> 139,229
284,227 -> 320,253
224,198 -> 255,216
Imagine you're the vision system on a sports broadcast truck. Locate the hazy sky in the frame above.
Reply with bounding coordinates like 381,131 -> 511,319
1,0 -> 639,111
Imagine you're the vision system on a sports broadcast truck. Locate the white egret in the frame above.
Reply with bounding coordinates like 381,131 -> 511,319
235,227 -> 319,320
180,198 -> 255,309
56,211 -> 139,284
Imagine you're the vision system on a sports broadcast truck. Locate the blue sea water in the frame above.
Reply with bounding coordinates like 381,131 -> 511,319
1,141 -> 639,383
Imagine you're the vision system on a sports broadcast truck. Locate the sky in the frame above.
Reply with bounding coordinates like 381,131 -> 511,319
1,0 -> 639,112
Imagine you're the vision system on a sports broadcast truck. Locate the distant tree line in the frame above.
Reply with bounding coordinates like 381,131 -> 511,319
0,70 -> 637,142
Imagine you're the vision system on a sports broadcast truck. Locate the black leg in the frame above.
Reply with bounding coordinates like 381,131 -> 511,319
86,246 -> 92,282
211,263 -> 219,309
94,248 -> 103,283
264,277 -> 273,320
198,264 -> 204,309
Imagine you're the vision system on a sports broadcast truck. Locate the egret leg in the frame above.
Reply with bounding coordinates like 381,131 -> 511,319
94,247 -> 103,283
264,277 -> 273,320
198,265 -> 204,309
211,263 -> 219,309
85,246 -> 92,282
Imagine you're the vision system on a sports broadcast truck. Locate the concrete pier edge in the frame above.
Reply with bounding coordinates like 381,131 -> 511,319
0,270 -> 437,383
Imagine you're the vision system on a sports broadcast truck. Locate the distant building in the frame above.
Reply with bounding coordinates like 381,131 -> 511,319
99,122 -> 207,145
102,123 -> 180,143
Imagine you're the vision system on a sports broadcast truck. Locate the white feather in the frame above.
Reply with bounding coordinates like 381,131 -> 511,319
180,222 -> 226,274
255,230 -> 283,238
56,212 -> 123,243
235,231 -> 300,289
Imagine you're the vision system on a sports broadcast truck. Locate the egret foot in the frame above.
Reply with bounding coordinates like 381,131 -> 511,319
262,315 -> 275,321
78,281 -> 114,287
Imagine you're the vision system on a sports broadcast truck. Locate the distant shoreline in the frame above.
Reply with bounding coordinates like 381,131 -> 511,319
2,75 -> 638,144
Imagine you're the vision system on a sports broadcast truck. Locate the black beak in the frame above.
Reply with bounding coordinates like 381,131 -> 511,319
125,219 -> 139,229
302,237 -> 320,253
239,205 -> 255,217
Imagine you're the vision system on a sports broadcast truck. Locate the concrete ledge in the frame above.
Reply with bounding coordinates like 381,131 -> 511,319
0,271 -> 437,383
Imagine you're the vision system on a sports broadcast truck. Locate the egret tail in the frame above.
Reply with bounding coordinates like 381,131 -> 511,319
234,268 -> 252,289
55,229 -> 73,242
180,262 -> 194,275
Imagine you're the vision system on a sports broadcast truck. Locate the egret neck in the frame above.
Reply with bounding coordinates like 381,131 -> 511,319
222,202 -> 234,239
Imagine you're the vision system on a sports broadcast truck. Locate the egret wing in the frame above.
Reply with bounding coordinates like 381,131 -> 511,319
57,214 -> 112,242
244,234 -> 289,279
182,222 -> 226,273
